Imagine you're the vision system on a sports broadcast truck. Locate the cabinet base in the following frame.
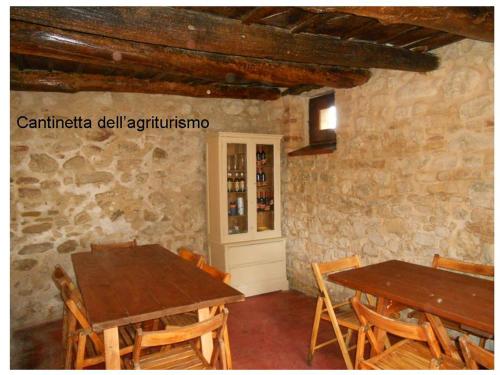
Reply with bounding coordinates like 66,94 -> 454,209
209,237 -> 288,298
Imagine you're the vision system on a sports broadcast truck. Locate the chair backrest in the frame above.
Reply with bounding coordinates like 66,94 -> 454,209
132,310 -> 228,369
177,247 -> 205,268
351,296 -> 442,360
459,336 -> 494,369
432,254 -> 494,278
200,262 -> 231,284
52,265 -> 86,309
311,255 -> 362,305
52,264 -> 77,292
91,239 -> 137,252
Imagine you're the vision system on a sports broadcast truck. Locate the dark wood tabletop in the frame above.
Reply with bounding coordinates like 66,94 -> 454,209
71,244 -> 245,330
329,260 -> 494,334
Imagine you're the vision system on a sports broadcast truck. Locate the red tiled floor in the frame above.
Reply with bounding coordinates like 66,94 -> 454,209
11,290 -> 351,369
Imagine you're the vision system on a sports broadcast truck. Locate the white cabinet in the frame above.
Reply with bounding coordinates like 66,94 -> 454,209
206,132 -> 288,296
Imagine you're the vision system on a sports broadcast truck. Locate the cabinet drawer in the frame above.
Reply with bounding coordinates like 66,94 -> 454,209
230,260 -> 287,287
226,239 -> 285,267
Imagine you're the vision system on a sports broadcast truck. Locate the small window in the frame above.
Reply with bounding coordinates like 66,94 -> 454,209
319,106 -> 337,130
288,92 -> 337,157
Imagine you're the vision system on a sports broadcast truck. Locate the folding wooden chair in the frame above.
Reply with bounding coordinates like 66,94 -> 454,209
352,296 -> 464,370
308,255 -> 378,369
177,246 -> 205,268
129,310 -> 229,370
90,239 -> 137,252
53,265 -> 135,369
459,335 -> 494,369
409,254 -> 494,347
432,254 -> 494,278
161,263 -> 233,368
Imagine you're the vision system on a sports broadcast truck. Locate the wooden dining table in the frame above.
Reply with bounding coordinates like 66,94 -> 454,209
329,260 -> 494,359
71,244 -> 245,369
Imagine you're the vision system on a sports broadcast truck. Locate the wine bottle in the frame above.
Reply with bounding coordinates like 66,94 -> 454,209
256,146 -> 262,165
240,172 -> 245,192
261,169 -> 266,185
227,172 -> 233,192
261,147 -> 267,165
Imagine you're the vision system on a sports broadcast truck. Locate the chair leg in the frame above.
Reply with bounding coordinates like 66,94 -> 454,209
64,314 -> 77,369
62,308 -> 68,348
223,325 -> 233,369
326,306 -> 354,369
307,297 -> 323,365
354,328 -> 365,370
75,332 -> 86,369
345,329 -> 353,348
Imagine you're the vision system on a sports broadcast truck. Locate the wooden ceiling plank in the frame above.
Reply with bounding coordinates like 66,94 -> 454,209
305,6 -> 493,42
10,7 -> 439,72
289,13 -> 329,34
377,26 -> 420,44
342,19 -> 380,40
240,7 -> 287,24
10,70 -> 282,100
410,33 -> 465,52
11,20 -> 371,89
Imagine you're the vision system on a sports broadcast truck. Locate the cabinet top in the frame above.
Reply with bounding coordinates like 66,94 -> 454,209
207,131 -> 283,141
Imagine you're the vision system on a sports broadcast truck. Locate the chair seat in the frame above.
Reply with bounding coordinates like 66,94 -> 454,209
118,324 -> 138,348
321,304 -> 375,330
360,339 -> 464,370
134,343 -> 210,370
161,312 -> 198,327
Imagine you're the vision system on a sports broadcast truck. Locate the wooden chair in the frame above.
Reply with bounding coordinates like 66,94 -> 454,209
177,246 -> 205,268
432,254 -> 494,278
308,255 -> 378,370
409,254 -> 494,347
52,265 -> 80,359
90,239 -> 137,252
199,262 -> 231,284
351,296 -> 464,370
459,335 -> 494,369
161,263 -> 233,368
129,310 -> 229,370
53,265 -> 135,369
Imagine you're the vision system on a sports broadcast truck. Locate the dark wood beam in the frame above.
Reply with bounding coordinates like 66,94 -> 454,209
10,70 -> 281,100
305,7 -> 494,42
10,21 -> 371,89
10,7 -> 439,72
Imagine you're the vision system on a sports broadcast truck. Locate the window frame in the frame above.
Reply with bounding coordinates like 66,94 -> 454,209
309,93 -> 337,145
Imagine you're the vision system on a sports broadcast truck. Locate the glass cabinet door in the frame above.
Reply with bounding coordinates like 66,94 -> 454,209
255,143 -> 275,233
226,143 -> 248,236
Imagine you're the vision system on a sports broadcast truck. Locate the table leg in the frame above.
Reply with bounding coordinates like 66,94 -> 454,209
198,307 -> 213,362
424,313 -> 461,360
103,326 -> 121,369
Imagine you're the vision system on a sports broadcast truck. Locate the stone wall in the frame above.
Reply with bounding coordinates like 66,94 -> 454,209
278,39 -> 494,297
10,93 -> 279,329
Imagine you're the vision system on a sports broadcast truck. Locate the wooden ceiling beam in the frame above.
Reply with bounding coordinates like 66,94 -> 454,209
10,70 -> 282,100
11,7 -> 439,72
305,6 -> 493,42
11,20 -> 371,89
